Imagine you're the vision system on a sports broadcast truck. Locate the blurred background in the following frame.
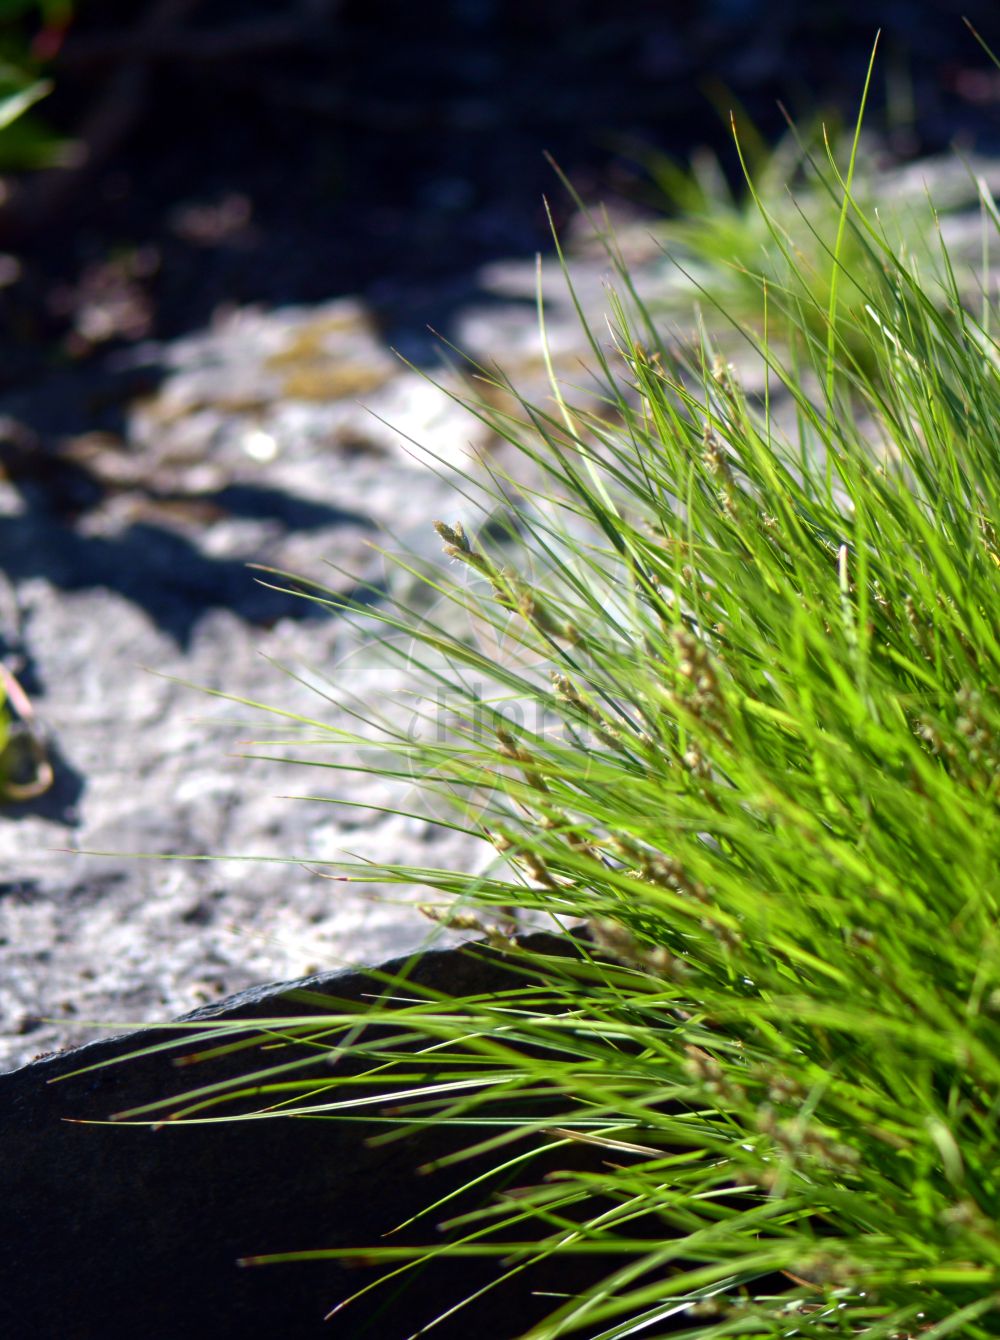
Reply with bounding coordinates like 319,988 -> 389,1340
1,0 -> 999,376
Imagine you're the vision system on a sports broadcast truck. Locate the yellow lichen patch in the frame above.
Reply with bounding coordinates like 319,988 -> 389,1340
266,310 -> 374,367
265,312 -> 395,402
137,391 -> 275,426
277,361 -> 393,402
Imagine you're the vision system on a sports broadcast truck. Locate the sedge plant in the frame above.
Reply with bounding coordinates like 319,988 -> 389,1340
92,66 -> 1000,1340
638,95 -> 991,384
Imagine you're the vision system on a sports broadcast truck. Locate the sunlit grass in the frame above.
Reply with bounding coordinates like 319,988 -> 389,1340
94,55 -> 1000,1339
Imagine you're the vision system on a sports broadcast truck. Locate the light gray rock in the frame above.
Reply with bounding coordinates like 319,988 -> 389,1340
0,244 -> 629,1070
0,160 -> 991,1069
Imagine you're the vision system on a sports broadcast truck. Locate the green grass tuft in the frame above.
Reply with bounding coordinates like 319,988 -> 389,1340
106,86 -> 1000,1338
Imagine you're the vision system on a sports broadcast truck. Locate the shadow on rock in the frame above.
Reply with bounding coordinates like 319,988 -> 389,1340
0,513 -> 385,646
201,482 -> 374,533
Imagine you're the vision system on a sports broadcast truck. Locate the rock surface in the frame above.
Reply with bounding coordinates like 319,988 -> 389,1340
0,243 -> 648,1070
0,153 -> 995,1070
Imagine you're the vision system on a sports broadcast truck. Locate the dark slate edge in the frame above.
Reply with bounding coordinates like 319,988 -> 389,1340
2,928 -> 572,1079
0,930 -> 596,1340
